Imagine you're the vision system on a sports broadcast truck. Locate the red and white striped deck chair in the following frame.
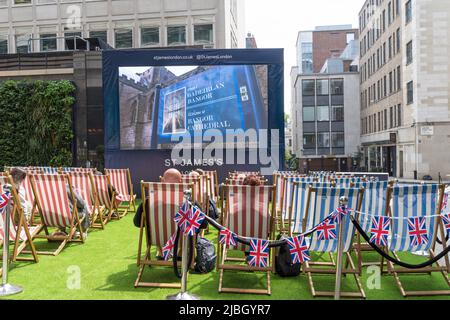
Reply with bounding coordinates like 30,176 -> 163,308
68,172 -> 106,229
135,182 -> 194,288
29,174 -> 85,256
181,175 -> 202,208
105,168 -> 136,216
22,171 -> 41,225
0,175 -> 40,265
204,170 -> 219,202
92,174 -> 114,222
218,185 -> 275,295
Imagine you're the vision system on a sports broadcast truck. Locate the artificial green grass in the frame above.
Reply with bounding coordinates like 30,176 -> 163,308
2,206 -> 450,300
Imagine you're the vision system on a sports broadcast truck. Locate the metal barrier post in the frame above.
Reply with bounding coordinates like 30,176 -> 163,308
0,197 -> 23,297
167,189 -> 199,300
334,196 -> 348,300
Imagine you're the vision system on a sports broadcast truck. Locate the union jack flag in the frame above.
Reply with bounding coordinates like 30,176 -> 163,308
408,217 -> 429,247
184,206 -> 205,236
329,205 -> 348,224
0,191 -> 10,212
162,233 -> 177,261
315,219 -> 337,240
369,216 -> 390,246
174,201 -> 190,231
219,228 -> 238,247
441,213 -> 450,235
286,235 -> 310,264
247,238 -> 269,267
442,194 -> 449,214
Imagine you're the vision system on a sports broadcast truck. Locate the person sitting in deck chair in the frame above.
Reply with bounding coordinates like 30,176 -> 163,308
8,168 -> 33,223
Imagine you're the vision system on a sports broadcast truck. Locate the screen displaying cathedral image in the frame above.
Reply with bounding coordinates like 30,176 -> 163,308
118,64 -> 268,150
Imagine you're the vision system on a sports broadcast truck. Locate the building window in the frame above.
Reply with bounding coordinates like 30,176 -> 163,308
303,134 -> 316,149
303,107 -> 315,122
396,28 -> 400,52
90,30 -> 107,43
114,29 -> 133,48
302,80 -> 315,96
397,104 -> 402,126
406,40 -> 413,65
407,81 -> 414,104
0,35 -> 7,54
316,106 -> 329,122
167,26 -> 186,46
301,42 -> 313,74
397,66 -> 401,90
15,34 -> 30,53
331,105 -> 344,121
194,24 -> 213,45
330,79 -> 343,95
14,0 -> 31,4
40,33 -> 56,52
316,79 -> 329,95
141,27 -> 159,47
346,33 -> 355,44
331,132 -> 345,148
317,132 -> 330,148
406,0 -> 412,24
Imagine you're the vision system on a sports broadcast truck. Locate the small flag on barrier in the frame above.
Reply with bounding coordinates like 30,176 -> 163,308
369,216 -> 390,246
316,219 -> 337,240
286,235 -> 310,264
248,239 -> 269,267
219,228 -> 237,247
0,191 -> 10,213
442,214 -> 450,235
184,206 -> 205,236
329,205 -> 348,224
175,201 -> 190,231
408,217 -> 429,246
162,233 -> 177,261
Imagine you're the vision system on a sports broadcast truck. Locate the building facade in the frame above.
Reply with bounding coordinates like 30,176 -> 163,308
359,0 -> 450,179
0,0 -> 245,53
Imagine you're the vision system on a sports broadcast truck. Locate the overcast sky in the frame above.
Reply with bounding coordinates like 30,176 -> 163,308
244,0 -> 364,115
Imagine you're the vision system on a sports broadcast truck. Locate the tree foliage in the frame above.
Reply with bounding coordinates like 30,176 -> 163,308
0,80 -> 75,167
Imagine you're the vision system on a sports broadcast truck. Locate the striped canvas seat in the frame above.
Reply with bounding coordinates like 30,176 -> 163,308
0,214 -> 39,242
306,187 -> 363,253
281,176 -> 317,220
68,172 -> 95,215
389,184 -> 440,252
92,174 -> 112,208
30,167 -> 58,174
62,167 -> 94,173
204,170 -> 218,201
181,175 -> 202,205
105,169 -> 135,203
225,185 -> 272,251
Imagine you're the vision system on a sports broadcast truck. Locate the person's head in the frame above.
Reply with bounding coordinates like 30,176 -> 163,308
189,171 -> 200,178
243,174 -> 262,186
10,167 -> 27,186
162,168 -> 182,183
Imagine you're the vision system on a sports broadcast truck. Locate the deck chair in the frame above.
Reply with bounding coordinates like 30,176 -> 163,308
384,184 -> 450,297
105,168 -> 136,217
302,186 -> 366,298
181,175 -> 204,209
68,172 -> 107,229
92,174 -> 115,222
0,175 -> 40,266
218,185 -> 275,295
135,182 -> 194,288
204,170 -> 219,202
29,174 -> 85,256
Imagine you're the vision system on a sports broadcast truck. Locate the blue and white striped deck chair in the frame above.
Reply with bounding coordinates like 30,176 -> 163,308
30,166 -> 57,174
386,184 -> 450,297
274,172 -> 298,216
303,186 -> 366,298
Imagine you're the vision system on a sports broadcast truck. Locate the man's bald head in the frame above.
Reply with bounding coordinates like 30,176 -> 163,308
162,168 -> 182,183
189,171 -> 200,178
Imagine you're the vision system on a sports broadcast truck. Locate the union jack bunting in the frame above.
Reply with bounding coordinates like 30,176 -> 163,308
184,206 -> 205,236
442,194 -> 449,214
315,219 -> 337,240
369,216 -> 391,246
174,201 -> 190,231
0,191 -> 10,212
162,233 -> 177,261
441,213 -> 450,235
247,238 -> 269,268
286,235 -> 310,264
329,205 -> 348,224
408,217 -> 429,246
219,228 -> 238,247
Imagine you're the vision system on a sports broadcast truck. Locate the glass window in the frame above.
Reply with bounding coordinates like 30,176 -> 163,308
0,35 -> 7,54
90,30 -> 107,43
301,42 -> 313,74
40,33 -> 57,51
397,104 -> 402,126
406,40 -> 413,65
115,29 -> 133,49
331,133 -> 345,148
194,24 -> 213,45
302,80 -> 315,96
141,27 -> 159,47
317,132 -> 330,148
346,33 -> 355,44
15,34 -> 30,53
167,26 -> 186,46
14,0 -> 31,4
405,0 -> 412,24
331,106 -> 344,121
303,134 -> 316,149
317,106 -> 329,122
330,79 -> 343,95
407,81 -> 414,104
316,79 -> 329,95
303,107 -> 315,122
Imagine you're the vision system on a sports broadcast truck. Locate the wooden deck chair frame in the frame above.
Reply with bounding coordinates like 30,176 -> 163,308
135,181 -> 195,289
28,174 -> 85,256
0,174 -> 40,269
302,186 -> 366,298
105,168 -> 136,218
217,184 -> 276,295
68,172 -> 107,229
382,184 -> 450,297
